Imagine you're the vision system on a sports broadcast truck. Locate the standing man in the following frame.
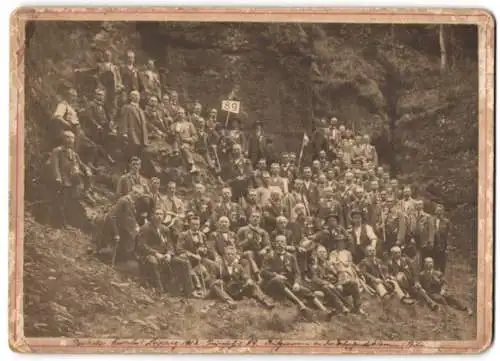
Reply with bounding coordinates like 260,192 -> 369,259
118,90 -> 148,164
433,203 -> 450,273
120,50 -> 141,94
302,167 -> 320,215
172,107 -> 198,173
247,120 -> 267,167
97,50 -> 123,121
139,59 -> 162,106
45,130 -> 93,227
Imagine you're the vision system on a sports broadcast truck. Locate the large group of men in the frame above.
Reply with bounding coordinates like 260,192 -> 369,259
43,48 -> 472,319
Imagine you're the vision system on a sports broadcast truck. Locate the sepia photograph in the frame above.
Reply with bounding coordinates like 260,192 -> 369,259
9,7 -> 493,354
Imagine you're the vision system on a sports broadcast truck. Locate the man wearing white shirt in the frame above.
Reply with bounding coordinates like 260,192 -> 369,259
349,209 -> 378,264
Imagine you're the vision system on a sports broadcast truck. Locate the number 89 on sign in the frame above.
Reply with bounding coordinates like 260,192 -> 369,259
221,100 -> 240,114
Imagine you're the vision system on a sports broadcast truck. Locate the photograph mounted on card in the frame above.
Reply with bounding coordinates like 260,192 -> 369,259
9,7 -> 493,354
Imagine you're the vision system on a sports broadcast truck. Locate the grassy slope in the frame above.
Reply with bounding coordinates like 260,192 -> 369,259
24,212 -> 476,340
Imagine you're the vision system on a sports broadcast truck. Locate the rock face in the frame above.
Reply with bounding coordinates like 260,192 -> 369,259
24,21 -> 478,257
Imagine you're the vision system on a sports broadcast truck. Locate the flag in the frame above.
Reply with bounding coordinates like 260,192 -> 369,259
302,132 -> 310,146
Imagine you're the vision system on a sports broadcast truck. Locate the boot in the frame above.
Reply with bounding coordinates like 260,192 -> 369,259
419,288 -> 439,311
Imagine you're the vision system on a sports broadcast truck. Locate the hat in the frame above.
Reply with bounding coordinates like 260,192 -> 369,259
324,212 -> 339,221
350,208 -> 363,218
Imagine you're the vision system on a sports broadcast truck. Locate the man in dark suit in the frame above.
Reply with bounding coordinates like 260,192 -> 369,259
237,211 -> 270,279
208,216 -> 239,261
433,204 -> 450,273
120,50 -> 141,94
261,235 -> 330,314
386,246 -> 438,310
174,216 -> 215,298
301,167 -> 320,215
136,207 -> 174,294
208,245 -> 275,309
358,245 -> 415,304
247,120 -> 267,167
99,184 -> 145,264
115,156 -> 150,199
118,90 -> 148,164
419,257 -> 472,314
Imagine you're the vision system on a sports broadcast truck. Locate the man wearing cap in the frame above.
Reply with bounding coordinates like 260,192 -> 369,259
419,257 -> 472,314
118,90 -> 148,163
261,235 -> 331,315
386,246 -> 438,310
313,212 -> 351,253
45,130 -> 93,227
136,207 -> 174,294
116,156 -> 150,198
358,245 -> 415,304
348,208 -> 378,264
432,204 -> 450,273
345,187 -> 370,228
237,211 -> 271,280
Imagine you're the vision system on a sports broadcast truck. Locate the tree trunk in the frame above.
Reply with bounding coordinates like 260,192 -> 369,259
439,24 -> 447,71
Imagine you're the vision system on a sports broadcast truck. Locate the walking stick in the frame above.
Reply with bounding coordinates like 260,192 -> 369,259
111,240 -> 119,268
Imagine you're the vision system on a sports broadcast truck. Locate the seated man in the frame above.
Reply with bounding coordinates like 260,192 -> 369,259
174,215 -> 217,298
116,156 -> 150,199
419,257 -> 472,314
309,245 -> 350,314
188,183 -> 213,231
270,216 -> 294,251
260,235 -> 330,315
348,208 -> 378,264
208,245 -> 275,309
386,246 -> 438,311
328,237 -> 366,315
237,211 -> 270,280
358,245 -> 415,304
212,187 -> 243,230
99,184 -> 145,265
136,207 -> 174,294
208,216 -> 238,262
164,181 -> 185,223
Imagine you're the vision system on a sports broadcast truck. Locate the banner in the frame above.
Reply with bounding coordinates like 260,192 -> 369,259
221,100 -> 241,114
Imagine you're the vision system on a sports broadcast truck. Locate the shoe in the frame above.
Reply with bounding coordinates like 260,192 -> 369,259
430,303 -> 439,311
401,297 -> 416,305
227,301 -> 237,309
191,290 -> 204,299
466,308 -> 473,316
354,308 -> 368,316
